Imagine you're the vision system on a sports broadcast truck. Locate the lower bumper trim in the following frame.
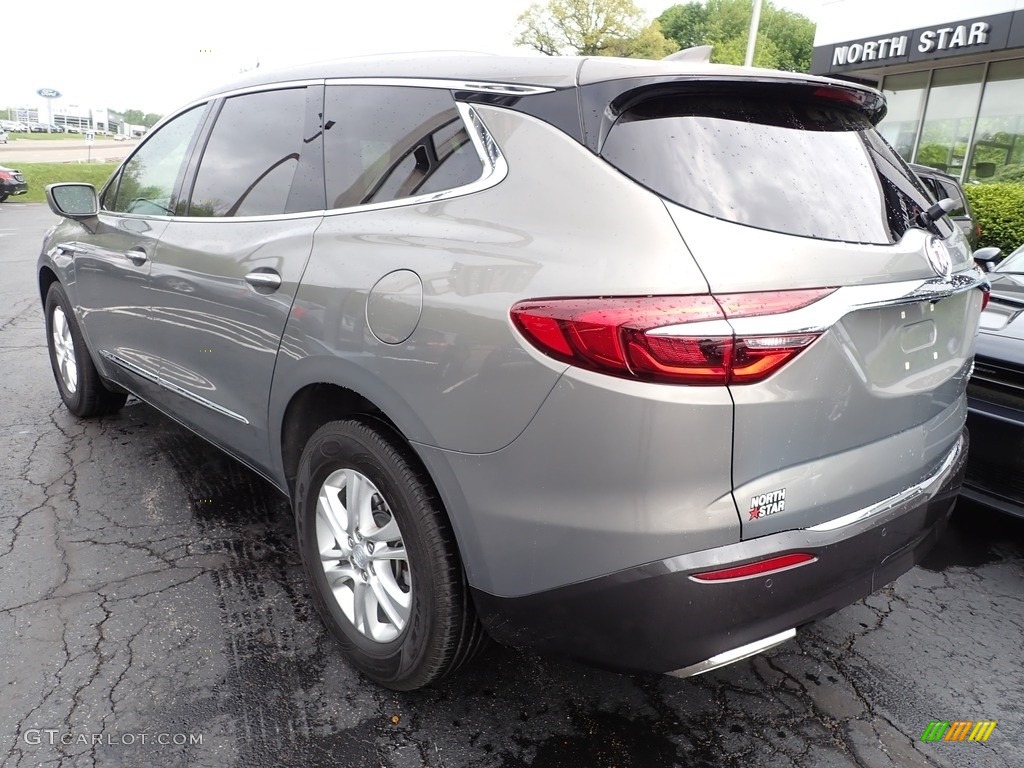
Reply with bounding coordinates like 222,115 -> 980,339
667,628 -> 795,679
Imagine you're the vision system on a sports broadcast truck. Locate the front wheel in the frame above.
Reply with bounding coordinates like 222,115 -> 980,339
44,283 -> 127,417
295,419 -> 486,690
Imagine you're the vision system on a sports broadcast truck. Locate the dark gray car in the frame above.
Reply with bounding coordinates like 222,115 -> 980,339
910,163 -> 980,249
37,54 -> 985,690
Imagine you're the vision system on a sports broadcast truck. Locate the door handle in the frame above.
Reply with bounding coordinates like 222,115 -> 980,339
123,247 -> 148,266
244,271 -> 282,291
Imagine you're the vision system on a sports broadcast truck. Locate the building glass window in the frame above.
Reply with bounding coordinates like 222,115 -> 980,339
914,64 -> 984,176
878,71 -> 929,161
967,58 -> 1024,183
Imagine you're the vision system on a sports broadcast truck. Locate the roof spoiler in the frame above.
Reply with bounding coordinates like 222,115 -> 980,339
662,46 -> 713,64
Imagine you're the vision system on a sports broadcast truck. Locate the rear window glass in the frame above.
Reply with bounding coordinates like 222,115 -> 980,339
601,93 -> 943,245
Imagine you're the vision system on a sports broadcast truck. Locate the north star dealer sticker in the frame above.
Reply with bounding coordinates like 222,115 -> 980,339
749,488 -> 786,520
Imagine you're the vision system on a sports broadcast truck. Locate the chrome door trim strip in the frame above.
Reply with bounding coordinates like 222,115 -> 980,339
100,349 -> 159,384
100,350 -> 250,425
806,434 -> 965,532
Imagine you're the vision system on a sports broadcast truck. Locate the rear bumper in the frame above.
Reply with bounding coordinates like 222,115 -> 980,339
964,397 -> 1024,519
0,181 -> 28,196
473,429 -> 967,674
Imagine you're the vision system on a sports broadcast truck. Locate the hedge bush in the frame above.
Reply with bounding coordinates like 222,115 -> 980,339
963,183 -> 1024,254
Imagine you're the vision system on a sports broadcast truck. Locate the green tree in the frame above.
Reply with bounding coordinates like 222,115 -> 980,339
658,0 -> 815,71
142,113 -> 162,128
515,0 -> 678,58
121,109 -> 145,126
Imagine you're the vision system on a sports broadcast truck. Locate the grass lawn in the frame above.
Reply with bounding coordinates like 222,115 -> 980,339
4,162 -> 118,203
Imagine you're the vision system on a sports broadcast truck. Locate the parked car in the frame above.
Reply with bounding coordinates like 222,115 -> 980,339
0,165 -> 28,201
910,163 -> 980,249
37,54 -> 985,690
0,129 -> 8,144
964,243 -> 1024,518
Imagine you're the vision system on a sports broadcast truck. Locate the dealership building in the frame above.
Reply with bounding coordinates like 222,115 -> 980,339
810,0 -> 1024,183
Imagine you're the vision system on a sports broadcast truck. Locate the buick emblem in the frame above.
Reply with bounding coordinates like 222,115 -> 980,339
925,235 -> 952,279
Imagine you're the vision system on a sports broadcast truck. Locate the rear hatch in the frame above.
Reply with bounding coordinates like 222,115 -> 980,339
592,74 -> 985,536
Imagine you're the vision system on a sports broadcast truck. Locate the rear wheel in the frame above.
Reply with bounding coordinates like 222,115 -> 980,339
295,419 -> 486,690
0,194 -> 8,203
44,283 -> 127,417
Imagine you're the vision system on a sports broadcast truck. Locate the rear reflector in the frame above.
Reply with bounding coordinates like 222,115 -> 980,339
510,290 -> 832,385
690,553 -> 817,582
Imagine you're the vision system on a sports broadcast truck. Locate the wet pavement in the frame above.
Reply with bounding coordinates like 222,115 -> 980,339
2,203 -> 1022,767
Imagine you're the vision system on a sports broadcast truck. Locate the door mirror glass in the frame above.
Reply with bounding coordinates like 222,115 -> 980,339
46,183 -> 98,219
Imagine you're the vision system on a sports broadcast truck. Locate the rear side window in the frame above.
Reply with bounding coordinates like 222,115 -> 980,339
601,91 -> 942,245
323,86 -> 483,210
189,88 -> 316,217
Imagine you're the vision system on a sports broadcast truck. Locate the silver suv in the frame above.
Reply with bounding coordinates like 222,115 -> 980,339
38,55 -> 984,690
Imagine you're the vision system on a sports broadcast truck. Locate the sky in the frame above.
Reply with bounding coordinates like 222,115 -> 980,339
2,0 -> 822,116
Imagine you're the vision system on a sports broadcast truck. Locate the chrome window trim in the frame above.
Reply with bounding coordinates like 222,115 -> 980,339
105,84 -> 512,224
806,433 -> 965,533
321,101 -> 507,219
165,209 -> 327,224
185,79 -> 326,107
648,268 -> 988,338
324,77 -> 555,95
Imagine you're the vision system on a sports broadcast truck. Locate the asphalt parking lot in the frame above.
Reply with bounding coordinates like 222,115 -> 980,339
1,202 -> 1022,768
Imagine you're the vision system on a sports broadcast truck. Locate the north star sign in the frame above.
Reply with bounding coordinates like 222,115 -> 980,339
810,11 -> 1024,74
832,22 -> 990,67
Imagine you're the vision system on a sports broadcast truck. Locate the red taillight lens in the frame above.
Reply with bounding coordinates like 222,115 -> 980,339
0,172 -> 12,182
510,290 -> 832,386
691,552 -> 817,582
981,286 -> 990,311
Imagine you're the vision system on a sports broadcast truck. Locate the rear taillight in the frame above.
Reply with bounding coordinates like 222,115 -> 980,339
0,172 -> 11,182
510,289 -> 833,386
981,286 -> 990,311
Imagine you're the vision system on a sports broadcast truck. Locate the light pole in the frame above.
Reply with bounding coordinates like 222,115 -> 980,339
744,0 -> 764,67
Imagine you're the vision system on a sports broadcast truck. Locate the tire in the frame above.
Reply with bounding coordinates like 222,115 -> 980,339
44,283 -> 128,417
295,419 -> 487,690
0,194 -> 8,203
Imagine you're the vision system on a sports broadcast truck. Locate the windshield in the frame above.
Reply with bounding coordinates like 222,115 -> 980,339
601,92 -> 949,245
996,244 -> 1024,273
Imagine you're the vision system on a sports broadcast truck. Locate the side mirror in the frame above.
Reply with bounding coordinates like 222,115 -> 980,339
973,246 -> 1003,272
45,183 -> 98,219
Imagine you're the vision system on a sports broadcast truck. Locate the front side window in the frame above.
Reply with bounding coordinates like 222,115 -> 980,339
106,106 -> 205,216
323,86 -> 483,210
189,88 -> 312,217
601,89 -> 942,244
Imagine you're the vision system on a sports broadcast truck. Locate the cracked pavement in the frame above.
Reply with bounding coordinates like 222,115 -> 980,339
2,203 -> 1022,767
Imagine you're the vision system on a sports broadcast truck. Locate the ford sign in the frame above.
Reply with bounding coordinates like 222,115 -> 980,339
37,88 -> 62,99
